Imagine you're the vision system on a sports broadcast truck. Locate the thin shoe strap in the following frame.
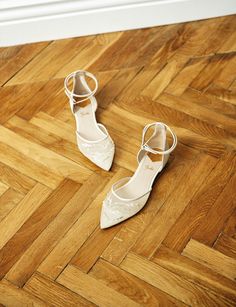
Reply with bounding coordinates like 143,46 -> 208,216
64,70 -> 98,104
141,122 -> 177,155
111,177 -> 152,202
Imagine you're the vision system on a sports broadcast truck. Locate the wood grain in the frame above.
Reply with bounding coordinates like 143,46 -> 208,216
121,253 -> 235,306
182,239 -> 236,281
0,15 -> 236,306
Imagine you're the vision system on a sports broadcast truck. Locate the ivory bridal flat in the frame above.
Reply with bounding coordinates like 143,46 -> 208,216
100,122 -> 177,228
64,70 -> 115,171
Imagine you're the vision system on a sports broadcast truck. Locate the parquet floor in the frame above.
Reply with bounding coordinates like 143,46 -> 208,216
0,15 -> 236,306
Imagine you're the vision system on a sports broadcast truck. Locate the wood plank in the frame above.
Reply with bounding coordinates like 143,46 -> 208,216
200,16 -> 236,55
0,182 -> 8,196
57,265 -> 139,307
0,42 -> 50,86
165,56 -> 209,96
55,104 -> 76,125
218,30 -> 236,53
87,31 -> 137,71
182,88 -> 236,119
190,53 -> 235,92
5,115 -> 101,173
0,142 -> 63,189
230,79 -> 236,90
131,153 -> 217,258
55,32 -> 123,77
152,245 -> 236,302
0,279 -> 47,307
0,179 -> 80,279
214,233 -> 236,259
144,17 -> 222,92
90,29 -> 142,69
96,66 -> 141,108
146,96 -> 236,149
206,84 -> 236,106
129,24 -> 185,68
16,78 -> 63,120
182,239 -> 236,281
142,59 -> 185,99
99,102 -> 227,158
223,209 -> 236,238
117,66 -> 160,101
163,152 -> 236,252
0,82 -> 44,124
95,28 -> 159,70
116,95 -> 236,153
0,189 -> 24,222
0,183 -> 51,250
5,175 -> 107,286
174,17 -> 222,57
0,125 -> 92,183
0,161 -> 36,194
71,225 -> 122,273
211,54 -> 236,89
6,36 -> 93,85
38,169 -> 129,279
89,258 -> 184,306
30,112 -> 76,144
37,169 -> 127,279
192,171 -> 236,246
156,92 -> 236,134
143,23 -> 193,68
24,273 -> 95,307
121,253 -> 234,306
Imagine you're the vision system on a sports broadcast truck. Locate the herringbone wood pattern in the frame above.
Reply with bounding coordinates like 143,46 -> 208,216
0,15 -> 236,306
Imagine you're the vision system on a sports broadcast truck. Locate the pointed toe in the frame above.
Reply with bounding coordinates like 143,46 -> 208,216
78,135 -> 115,171
100,180 -> 151,229
98,147 -> 115,171
100,211 -> 114,229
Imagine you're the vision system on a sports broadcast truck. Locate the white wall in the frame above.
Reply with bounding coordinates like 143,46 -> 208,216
0,0 -> 236,46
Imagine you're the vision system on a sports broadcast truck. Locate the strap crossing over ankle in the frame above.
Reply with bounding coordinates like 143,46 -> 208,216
64,70 -> 98,104
141,122 -> 177,155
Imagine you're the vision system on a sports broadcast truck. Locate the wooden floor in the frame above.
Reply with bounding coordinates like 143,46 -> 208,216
0,15 -> 236,306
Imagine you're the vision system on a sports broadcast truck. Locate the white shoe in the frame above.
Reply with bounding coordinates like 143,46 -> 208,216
64,70 -> 115,171
100,122 -> 177,228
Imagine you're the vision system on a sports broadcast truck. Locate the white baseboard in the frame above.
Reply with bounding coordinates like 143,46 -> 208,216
0,0 -> 236,47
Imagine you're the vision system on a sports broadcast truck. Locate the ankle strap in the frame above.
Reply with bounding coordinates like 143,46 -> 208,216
141,122 -> 177,155
64,70 -> 98,104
